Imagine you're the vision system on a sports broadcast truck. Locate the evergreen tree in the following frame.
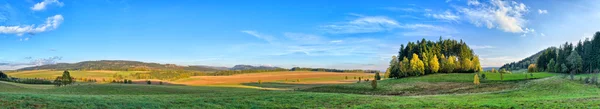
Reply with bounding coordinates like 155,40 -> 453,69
61,70 -> 73,85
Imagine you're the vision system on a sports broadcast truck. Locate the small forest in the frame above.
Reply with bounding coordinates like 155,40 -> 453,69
385,38 -> 482,79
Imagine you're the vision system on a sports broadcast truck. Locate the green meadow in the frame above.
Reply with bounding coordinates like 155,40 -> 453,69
1,72 -> 599,108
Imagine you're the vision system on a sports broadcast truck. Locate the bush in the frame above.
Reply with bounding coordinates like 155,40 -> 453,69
371,80 -> 377,89
480,74 -> 486,81
159,81 -> 163,85
258,80 -> 262,84
147,80 -> 151,85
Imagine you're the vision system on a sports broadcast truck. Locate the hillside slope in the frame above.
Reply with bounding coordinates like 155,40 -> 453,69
17,60 -> 224,71
500,47 -> 556,70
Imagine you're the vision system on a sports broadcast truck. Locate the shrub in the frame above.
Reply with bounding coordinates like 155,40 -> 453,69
159,81 -> 163,85
258,80 -> 262,84
358,77 -> 361,83
345,76 -> 348,80
375,72 -> 381,80
147,80 -> 151,85
371,80 -> 377,89
480,74 -> 486,81
474,74 -> 480,85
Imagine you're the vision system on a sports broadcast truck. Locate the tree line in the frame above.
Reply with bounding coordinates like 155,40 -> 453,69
520,32 -> 600,74
386,38 -> 482,79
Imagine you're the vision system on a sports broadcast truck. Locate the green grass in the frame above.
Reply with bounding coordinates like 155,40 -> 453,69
1,72 -> 599,108
303,72 -> 556,95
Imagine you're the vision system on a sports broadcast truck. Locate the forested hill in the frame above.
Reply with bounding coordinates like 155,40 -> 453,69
503,31 -> 600,74
17,60 -> 225,71
230,65 -> 283,70
500,47 -> 557,70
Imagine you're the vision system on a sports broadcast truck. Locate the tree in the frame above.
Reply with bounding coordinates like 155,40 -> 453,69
146,80 -> 151,85
0,71 -> 7,79
371,79 -> 377,89
61,70 -> 73,85
567,51 -> 583,74
472,56 -> 482,72
410,53 -> 425,76
491,68 -> 496,73
375,72 -> 381,80
387,56 -> 400,78
528,64 -> 537,73
429,55 -> 440,73
474,73 -> 480,85
401,57 -> 411,77
547,59 -> 556,72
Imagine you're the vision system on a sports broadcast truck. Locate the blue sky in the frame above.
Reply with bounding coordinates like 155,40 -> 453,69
1,0 -> 600,70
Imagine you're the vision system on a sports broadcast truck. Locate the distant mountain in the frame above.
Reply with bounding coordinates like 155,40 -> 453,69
18,60 -> 225,71
499,47 -> 557,70
229,65 -> 283,70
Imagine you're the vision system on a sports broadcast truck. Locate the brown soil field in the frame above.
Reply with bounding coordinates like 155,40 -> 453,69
174,71 -> 375,85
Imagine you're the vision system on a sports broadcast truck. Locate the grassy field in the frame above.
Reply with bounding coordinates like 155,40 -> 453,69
303,72 -> 556,95
173,71 -> 374,85
2,72 -> 600,108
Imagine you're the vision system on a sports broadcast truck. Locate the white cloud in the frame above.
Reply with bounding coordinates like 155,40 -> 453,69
457,0 -> 530,33
330,40 -> 343,43
0,56 -> 62,70
0,14 -> 64,36
241,30 -> 275,43
538,9 -> 548,14
470,45 -> 495,49
31,0 -> 64,11
467,0 -> 481,6
320,16 -> 400,34
540,33 -> 545,36
426,10 -> 461,22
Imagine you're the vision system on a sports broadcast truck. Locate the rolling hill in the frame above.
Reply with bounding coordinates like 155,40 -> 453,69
17,60 -> 225,71
499,47 -> 557,70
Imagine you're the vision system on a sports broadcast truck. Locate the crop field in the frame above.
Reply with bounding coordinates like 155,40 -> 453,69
174,71 -> 374,85
1,72 -> 600,108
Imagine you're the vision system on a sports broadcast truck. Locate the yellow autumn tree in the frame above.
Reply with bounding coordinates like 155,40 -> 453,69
410,53 -> 425,76
491,68 -> 496,73
429,55 -> 440,73
528,64 -> 537,73
472,56 -> 482,72
474,73 -> 480,85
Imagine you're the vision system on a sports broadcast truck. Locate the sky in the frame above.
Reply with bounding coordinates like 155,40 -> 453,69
1,0 -> 600,71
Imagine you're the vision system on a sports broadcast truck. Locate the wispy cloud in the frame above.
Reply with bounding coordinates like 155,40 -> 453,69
320,16 -> 400,34
241,30 -> 275,43
31,0 -> 64,11
538,9 -> 548,14
0,14 -> 64,36
425,10 -> 460,22
456,0 -> 532,33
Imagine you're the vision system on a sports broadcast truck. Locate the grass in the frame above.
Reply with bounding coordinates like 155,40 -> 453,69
1,72 -> 600,108
303,72 -> 556,95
